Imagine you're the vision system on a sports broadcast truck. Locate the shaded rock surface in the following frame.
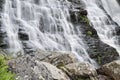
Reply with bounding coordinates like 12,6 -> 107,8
61,62 -> 98,80
98,60 -> 120,80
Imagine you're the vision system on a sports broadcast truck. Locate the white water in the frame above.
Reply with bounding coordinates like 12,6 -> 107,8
101,0 -> 120,25
1,0 -> 95,63
82,0 -> 120,55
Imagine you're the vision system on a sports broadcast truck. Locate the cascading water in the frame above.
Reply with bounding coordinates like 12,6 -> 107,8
82,0 -> 120,56
0,0 -> 95,63
101,0 -> 120,25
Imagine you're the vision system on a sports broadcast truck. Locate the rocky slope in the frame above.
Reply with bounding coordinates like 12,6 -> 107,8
7,50 -> 120,80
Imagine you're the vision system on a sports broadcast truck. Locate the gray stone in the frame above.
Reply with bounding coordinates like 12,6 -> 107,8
42,52 -> 78,67
99,60 -> 120,80
8,55 -> 70,80
61,62 -> 98,80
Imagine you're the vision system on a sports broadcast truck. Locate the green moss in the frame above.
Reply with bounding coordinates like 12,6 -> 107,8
79,15 -> 90,25
97,56 -> 101,65
0,54 -> 15,80
56,62 -> 65,68
87,31 -> 92,36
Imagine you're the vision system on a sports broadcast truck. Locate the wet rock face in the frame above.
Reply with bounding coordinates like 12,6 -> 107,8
69,1 -> 88,24
85,36 -> 119,65
81,20 -> 119,65
0,1 -> 8,49
117,0 -> 120,5
0,22 -> 9,49
82,24 -> 118,65
68,0 -> 119,65
0,0 -> 4,11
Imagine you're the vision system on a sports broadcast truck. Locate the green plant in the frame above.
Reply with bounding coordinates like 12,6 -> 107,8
0,54 -> 15,80
87,31 -> 92,36
97,56 -> 101,65
79,15 -> 90,25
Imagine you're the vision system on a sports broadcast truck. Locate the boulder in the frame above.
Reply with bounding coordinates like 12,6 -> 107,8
29,50 -> 78,67
97,75 -> 111,80
42,52 -> 78,67
98,60 -> 120,80
61,62 -> 98,80
8,55 -> 70,80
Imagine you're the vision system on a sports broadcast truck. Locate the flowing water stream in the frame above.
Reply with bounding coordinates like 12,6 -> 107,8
1,0 -> 95,63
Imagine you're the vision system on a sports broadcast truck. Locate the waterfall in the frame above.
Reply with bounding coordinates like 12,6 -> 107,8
101,0 -> 120,25
82,0 -> 120,55
0,0 -> 95,63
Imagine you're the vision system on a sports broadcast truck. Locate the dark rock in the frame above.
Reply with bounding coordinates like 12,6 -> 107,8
115,26 -> 120,35
0,0 -> 5,11
85,36 -> 119,65
0,31 -> 8,49
68,0 -> 119,65
97,75 -> 112,80
117,0 -> 120,5
18,32 -> 29,41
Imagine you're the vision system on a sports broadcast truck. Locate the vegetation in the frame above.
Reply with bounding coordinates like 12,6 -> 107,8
0,54 -> 15,80
87,31 -> 93,36
97,56 -> 101,65
79,15 -> 90,25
